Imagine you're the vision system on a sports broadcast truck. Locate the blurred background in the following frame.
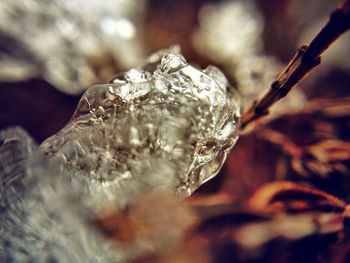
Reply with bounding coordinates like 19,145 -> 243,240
1,1 -> 350,262
0,0 -> 349,201
0,0 -> 348,139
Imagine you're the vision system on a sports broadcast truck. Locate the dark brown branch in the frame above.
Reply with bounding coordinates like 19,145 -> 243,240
240,0 -> 350,130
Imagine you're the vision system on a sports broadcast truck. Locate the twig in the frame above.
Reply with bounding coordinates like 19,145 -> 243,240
240,0 -> 350,130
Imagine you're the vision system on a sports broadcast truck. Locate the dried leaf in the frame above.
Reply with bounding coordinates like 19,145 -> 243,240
248,181 -> 346,214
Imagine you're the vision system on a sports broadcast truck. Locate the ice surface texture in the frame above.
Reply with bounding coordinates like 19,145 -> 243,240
41,48 -> 241,205
0,128 -> 117,262
0,48 -> 241,262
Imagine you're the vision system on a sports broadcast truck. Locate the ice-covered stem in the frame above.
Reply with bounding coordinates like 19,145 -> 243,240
240,0 -> 350,130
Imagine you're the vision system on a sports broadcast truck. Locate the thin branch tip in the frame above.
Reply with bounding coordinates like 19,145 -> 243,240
240,1 -> 350,131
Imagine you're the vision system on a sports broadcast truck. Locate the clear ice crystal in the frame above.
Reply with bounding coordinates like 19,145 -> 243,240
0,49 -> 241,262
41,48 -> 241,201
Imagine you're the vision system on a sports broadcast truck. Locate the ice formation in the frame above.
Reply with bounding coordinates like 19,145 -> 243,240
0,128 -> 119,262
41,47 -> 241,204
1,48 -> 241,261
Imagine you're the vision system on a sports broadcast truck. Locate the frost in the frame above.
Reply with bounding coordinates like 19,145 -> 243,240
0,128 -> 118,262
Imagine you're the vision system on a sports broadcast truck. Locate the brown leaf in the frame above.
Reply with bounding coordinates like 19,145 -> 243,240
248,181 -> 346,214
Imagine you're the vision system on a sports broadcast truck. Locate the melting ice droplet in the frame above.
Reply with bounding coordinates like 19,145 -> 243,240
41,47 -> 241,200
